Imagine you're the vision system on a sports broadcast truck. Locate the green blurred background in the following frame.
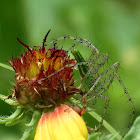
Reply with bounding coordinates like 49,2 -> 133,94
0,0 -> 140,139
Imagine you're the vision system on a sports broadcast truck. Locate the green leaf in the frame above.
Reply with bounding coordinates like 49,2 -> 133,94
5,111 -> 25,126
0,62 -> 14,71
123,116 -> 140,140
0,94 -> 18,106
0,108 -> 23,124
26,110 -> 41,127
20,110 -> 41,140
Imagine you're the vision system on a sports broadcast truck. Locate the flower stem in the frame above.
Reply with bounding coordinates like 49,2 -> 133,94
87,108 -> 122,140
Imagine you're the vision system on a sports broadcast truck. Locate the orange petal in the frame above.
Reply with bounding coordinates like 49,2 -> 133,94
34,105 -> 88,140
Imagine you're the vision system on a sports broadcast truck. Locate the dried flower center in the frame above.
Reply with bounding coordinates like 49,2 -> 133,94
10,46 -> 81,107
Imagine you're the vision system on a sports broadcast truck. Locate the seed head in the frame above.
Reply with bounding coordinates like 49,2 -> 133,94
9,42 -> 80,108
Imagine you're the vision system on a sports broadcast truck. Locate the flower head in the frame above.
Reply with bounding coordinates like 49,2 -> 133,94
34,104 -> 88,140
9,40 -> 80,107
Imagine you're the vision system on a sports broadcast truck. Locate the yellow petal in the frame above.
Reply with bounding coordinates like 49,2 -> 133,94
34,105 -> 88,140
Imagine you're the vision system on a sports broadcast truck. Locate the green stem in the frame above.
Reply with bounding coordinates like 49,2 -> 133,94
87,108 -> 122,140
0,62 -> 14,71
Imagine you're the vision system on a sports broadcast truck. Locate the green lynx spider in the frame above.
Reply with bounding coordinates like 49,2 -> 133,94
36,32 -> 135,134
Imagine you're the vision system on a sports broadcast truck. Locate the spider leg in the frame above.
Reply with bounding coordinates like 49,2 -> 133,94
86,96 -> 97,105
83,75 -> 115,131
95,71 -> 135,134
36,61 -> 88,83
43,35 -> 100,60
82,53 -> 109,84
75,37 -> 98,62
113,72 -> 135,132
84,74 -> 115,132
90,60 -> 134,132
84,93 -> 110,132
87,50 -> 96,66
85,62 -> 120,89
73,63 -> 119,131
78,37 -> 100,64
44,35 -> 98,52
94,73 -> 115,94
35,35 -> 71,47
85,73 -> 114,113
95,94 -> 110,131
75,74 -> 103,106
83,60 -> 135,134
69,36 -> 100,66
82,61 -> 117,104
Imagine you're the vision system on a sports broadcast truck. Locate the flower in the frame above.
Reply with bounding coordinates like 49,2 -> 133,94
0,31 -> 88,140
34,104 -> 88,140
9,41 -> 81,107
